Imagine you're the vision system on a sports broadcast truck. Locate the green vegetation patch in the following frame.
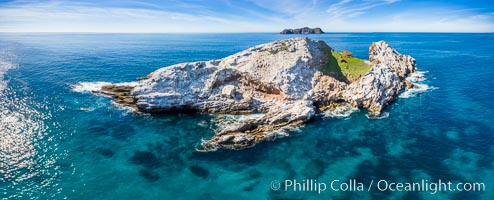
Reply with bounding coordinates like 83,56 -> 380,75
320,50 -> 372,82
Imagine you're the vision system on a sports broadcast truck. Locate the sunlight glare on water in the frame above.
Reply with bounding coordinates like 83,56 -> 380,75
0,54 -> 63,199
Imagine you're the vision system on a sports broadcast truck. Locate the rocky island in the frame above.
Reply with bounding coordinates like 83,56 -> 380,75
91,38 -> 417,151
280,27 -> 324,34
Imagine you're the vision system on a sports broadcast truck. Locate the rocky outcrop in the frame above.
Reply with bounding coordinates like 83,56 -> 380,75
342,41 -> 416,115
343,64 -> 402,115
369,41 -> 416,78
99,85 -> 136,107
340,50 -> 352,58
280,27 -> 324,34
95,38 -> 416,151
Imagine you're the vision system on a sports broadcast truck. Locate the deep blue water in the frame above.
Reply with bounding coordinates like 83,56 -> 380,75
0,33 -> 493,200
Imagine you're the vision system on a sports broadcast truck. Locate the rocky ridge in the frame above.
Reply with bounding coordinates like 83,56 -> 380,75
95,38 -> 416,151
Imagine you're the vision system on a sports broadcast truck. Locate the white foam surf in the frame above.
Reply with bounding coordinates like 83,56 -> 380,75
366,111 -> 389,119
110,101 -> 136,114
71,81 -> 138,93
323,104 -> 359,119
399,83 -> 436,98
400,70 -> 437,98
71,81 -> 112,93
407,70 -> 428,82
79,107 -> 95,112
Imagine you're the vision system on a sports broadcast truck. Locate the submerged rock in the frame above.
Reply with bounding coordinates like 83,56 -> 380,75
302,159 -> 325,179
91,38 -> 417,151
129,151 -> 161,169
189,165 -> 210,178
138,169 -> 161,182
96,148 -> 115,158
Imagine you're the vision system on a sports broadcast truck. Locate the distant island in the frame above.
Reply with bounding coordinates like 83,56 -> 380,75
280,27 -> 324,34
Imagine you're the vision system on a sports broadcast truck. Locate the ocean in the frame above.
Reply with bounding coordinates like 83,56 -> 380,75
0,33 -> 493,199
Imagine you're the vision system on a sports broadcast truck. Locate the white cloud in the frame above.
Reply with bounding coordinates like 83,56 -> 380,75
246,0 -> 317,15
0,1 -> 250,32
0,0 -> 492,32
326,0 -> 398,21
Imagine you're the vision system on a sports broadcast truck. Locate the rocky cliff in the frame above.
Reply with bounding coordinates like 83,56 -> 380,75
95,38 -> 416,151
280,27 -> 324,34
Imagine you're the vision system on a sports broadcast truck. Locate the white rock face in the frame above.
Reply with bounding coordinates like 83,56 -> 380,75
369,41 -> 416,78
132,38 -> 330,113
343,40 -> 416,114
98,38 -> 416,151
343,64 -> 402,114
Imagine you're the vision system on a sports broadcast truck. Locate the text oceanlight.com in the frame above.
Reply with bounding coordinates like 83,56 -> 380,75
270,179 -> 486,194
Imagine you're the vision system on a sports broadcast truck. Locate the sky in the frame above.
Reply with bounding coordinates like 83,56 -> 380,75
0,0 -> 493,33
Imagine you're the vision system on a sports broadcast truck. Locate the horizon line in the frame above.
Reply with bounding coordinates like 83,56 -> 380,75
1,31 -> 493,34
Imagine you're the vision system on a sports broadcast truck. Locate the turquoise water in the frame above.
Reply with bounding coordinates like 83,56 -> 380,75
0,33 -> 493,199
